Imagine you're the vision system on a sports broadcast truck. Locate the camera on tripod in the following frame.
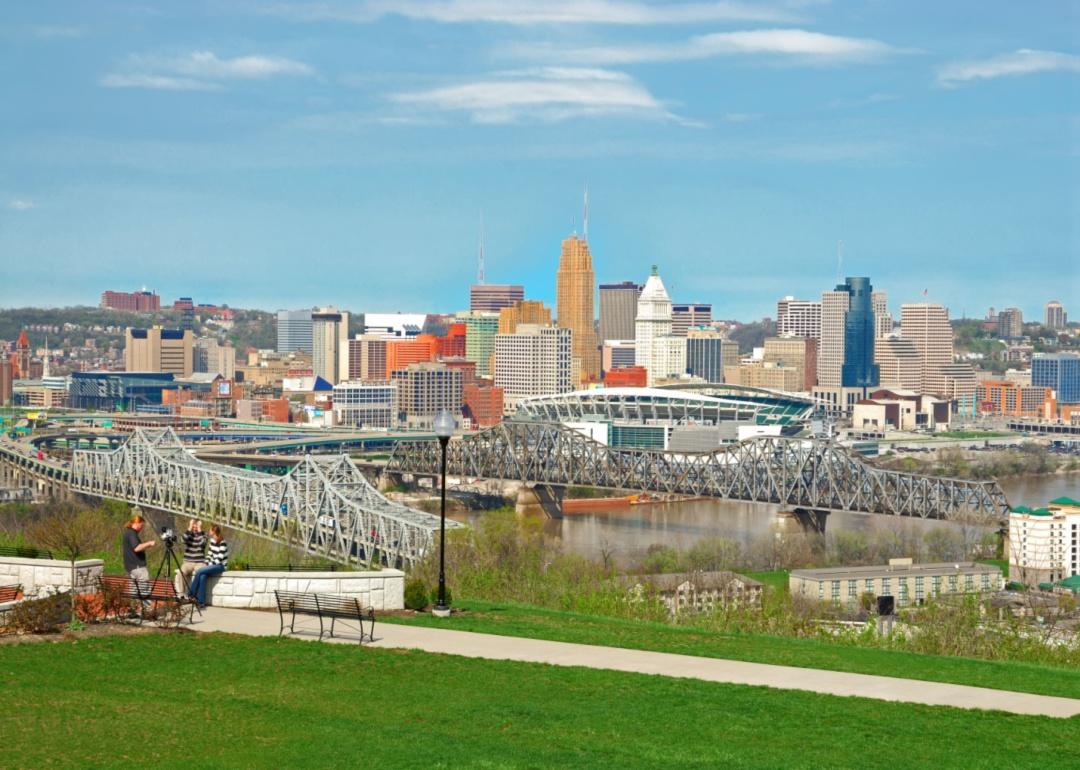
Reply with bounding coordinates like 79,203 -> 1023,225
160,526 -> 177,548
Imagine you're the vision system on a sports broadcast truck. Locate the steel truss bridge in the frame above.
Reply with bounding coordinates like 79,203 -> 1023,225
67,428 -> 456,569
387,421 -> 1011,525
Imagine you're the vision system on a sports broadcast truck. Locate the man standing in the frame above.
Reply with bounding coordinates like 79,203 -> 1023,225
122,512 -> 156,598
174,519 -> 207,598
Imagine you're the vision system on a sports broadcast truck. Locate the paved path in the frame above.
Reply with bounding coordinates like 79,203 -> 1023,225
190,606 -> 1080,719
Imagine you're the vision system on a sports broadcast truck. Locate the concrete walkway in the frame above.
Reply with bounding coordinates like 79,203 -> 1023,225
190,606 -> 1080,719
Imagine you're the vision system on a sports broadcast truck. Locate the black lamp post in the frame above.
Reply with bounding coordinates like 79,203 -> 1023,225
433,409 -> 455,616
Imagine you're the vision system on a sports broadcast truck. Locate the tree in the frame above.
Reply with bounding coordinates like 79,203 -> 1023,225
686,537 -> 740,572
27,504 -> 114,614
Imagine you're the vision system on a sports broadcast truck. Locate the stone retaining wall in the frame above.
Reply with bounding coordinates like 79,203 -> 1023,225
0,556 -> 104,598
206,569 -> 405,610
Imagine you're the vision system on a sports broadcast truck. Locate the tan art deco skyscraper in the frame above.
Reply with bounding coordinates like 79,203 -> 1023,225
556,234 -> 600,384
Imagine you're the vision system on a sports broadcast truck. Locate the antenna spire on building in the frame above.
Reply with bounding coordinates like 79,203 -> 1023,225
477,213 -> 485,284
583,184 -> 589,241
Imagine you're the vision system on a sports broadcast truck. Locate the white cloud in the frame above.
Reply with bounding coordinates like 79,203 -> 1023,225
156,51 -> 315,79
938,49 -> 1080,87
100,74 -> 223,91
7,199 -> 36,211
510,28 -> 906,65
264,0 -> 798,25
390,67 -> 689,124
101,51 -> 314,92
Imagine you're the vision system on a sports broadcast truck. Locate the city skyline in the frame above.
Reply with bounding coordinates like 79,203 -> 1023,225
1,2 -> 1077,319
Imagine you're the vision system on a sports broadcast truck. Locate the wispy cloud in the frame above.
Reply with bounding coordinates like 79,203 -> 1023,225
509,28 -> 907,65
101,50 -> 315,91
938,49 -> 1080,87
7,199 -> 36,211
100,74 -> 223,91
390,67 -> 691,124
263,0 -> 798,25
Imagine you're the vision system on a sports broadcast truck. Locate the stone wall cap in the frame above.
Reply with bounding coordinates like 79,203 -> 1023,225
221,569 -> 401,579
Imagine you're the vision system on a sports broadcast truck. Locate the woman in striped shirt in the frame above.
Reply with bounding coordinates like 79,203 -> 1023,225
188,524 -> 230,608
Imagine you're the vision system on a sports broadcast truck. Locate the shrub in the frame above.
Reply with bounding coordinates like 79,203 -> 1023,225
404,579 -> 429,611
4,591 -> 71,634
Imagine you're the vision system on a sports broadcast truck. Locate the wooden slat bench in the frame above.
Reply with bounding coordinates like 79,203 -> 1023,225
98,575 -> 195,625
274,590 -> 374,643
0,585 -> 21,604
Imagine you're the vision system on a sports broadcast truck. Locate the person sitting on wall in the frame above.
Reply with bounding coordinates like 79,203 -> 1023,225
175,518 -> 207,599
187,525 -> 229,609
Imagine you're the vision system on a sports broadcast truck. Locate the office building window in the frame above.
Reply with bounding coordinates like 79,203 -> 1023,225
847,579 -> 858,598
831,580 -> 841,601
948,575 -> 958,592
915,576 -> 924,602
818,582 -> 824,599
865,578 -> 874,594
964,574 -> 974,592
932,576 -> 941,595
881,578 -> 891,596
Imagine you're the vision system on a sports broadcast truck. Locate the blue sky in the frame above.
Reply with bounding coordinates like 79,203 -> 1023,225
1,1 -> 1077,321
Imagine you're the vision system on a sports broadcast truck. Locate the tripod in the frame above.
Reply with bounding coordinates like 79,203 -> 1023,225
154,540 -> 203,618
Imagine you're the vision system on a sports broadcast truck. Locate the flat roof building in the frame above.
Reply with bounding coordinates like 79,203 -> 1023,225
124,327 -> 193,377
790,559 -> 1003,608
276,309 -> 313,353
599,282 -> 641,343
470,284 -> 524,313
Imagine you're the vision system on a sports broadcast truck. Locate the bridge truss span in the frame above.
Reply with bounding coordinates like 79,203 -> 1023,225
387,421 -> 1010,524
70,428 -> 454,569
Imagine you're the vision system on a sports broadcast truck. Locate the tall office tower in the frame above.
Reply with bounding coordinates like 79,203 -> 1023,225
839,277 -> 879,389
1045,300 -> 1067,331
124,327 -> 194,376
555,234 -> 600,384
998,307 -> 1023,339
635,267 -> 686,386
498,300 -> 553,335
776,297 -> 822,339
14,330 -> 31,379
1032,352 -> 1080,404
686,329 -> 739,384
671,303 -> 713,338
763,336 -> 818,391
900,303 -> 954,396
469,284 -> 524,313
494,325 -> 572,411
459,310 -> 500,377
874,337 -> 923,392
872,291 -> 892,338
0,359 -> 12,405
348,334 -> 387,381
817,290 -> 849,387
276,309 -> 313,353
194,337 -> 236,379
599,282 -> 641,342
311,307 -> 350,384
101,289 -> 160,312
391,362 -> 463,429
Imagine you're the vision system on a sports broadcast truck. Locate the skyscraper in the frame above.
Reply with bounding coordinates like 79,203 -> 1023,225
498,300 -> 553,335
840,277 -> 879,389
763,336 -> 817,391
1032,353 -> 1080,404
776,297 -> 821,339
998,308 -> 1023,339
311,307 -> 349,384
900,303 -> 953,396
276,309 -> 313,353
817,289 -> 849,388
124,327 -> 194,377
872,291 -> 892,338
469,284 -> 524,313
555,234 -> 600,384
1045,300 -> 1067,331
598,281 -> 641,342
635,266 -> 686,386
459,310 -> 500,377
671,303 -> 713,338
874,337 -> 923,392
494,325 -> 572,411
686,329 -> 739,384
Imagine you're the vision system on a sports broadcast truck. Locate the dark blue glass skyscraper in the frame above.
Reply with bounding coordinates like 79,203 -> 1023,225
839,277 -> 880,389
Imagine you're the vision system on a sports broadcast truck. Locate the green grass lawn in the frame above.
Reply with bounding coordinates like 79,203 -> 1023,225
382,599 -> 1080,700
979,558 -> 1009,578
744,569 -> 789,592
1,632 -> 1077,769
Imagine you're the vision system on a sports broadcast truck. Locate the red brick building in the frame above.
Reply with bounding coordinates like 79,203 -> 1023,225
603,366 -> 648,388
463,383 -> 504,428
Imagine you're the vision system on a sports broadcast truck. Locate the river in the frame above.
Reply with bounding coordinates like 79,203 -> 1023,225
457,472 -> 1079,565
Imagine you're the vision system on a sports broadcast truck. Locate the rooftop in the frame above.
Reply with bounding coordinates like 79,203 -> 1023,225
790,562 -> 1002,580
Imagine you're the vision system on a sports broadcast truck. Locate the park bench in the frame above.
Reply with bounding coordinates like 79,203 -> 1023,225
98,575 -> 196,625
0,585 -> 21,604
274,590 -> 374,643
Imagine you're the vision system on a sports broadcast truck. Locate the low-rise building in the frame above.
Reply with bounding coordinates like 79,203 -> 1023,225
332,381 -> 397,429
621,571 -> 763,616
851,388 -> 951,431
789,559 -> 1003,608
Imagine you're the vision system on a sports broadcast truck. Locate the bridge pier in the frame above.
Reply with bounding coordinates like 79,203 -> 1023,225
515,485 -> 565,518
776,508 -> 830,536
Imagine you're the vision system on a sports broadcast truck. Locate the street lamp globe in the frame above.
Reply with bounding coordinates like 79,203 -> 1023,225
433,409 -> 455,439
